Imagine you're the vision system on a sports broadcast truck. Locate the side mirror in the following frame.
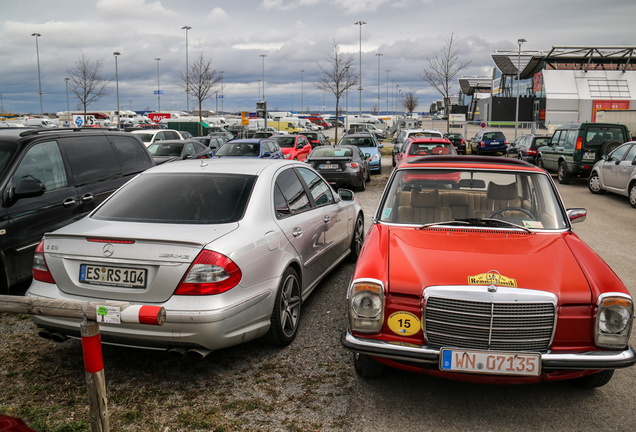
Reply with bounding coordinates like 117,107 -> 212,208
602,154 -> 609,161
14,179 -> 46,200
339,189 -> 354,201
365,153 -> 371,159
567,208 -> 587,224
378,143 -> 384,148
262,152 -> 271,158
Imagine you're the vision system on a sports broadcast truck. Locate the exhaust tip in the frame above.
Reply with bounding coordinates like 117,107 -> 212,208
167,347 -> 187,358
37,329 -> 52,340
49,332 -> 68,343
187,348 -> 212,359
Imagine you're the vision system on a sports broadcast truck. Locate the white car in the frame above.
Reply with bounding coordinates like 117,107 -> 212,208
27,159 -> 364,357
131,129 -> 184,146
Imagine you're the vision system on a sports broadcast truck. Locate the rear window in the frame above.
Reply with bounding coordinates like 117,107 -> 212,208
584,126 -> 627,146
339,137 -> 376,148
91,173 -> 256,224
483,132 -> 506,140
311,147 -> 353,157
273,137 -> 296,148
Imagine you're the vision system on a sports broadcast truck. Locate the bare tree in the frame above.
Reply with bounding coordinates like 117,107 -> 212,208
401,90 -> 419,116
371,105 -> 379,115
315,40 -> 358,143
66,52 -> 110,126
418,32 -> 471,132
178,53 -> 221,135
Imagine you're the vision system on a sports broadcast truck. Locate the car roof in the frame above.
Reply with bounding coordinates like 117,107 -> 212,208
227,138 -> 270,144
401,155 -> 541,172
142,157 -> 295,176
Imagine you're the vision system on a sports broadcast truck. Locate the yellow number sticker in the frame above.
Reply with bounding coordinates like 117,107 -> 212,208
387,311 -> 421,336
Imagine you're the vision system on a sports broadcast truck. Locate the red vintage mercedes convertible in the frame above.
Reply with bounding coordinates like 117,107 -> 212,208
342,155 -> 634,388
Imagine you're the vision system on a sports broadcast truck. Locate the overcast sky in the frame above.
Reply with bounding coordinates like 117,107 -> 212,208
2,0 -> 635,116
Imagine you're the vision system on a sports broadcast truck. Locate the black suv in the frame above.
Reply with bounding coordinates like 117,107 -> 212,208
0,128 -> 154,292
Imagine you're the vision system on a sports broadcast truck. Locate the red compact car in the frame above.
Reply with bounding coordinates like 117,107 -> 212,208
395,137 -> 456,166
342,155 -> 634,388
271,134 -> 312,161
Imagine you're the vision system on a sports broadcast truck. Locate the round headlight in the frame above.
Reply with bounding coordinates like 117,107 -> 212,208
599,305 -> 631,334
352,291 -> 382,318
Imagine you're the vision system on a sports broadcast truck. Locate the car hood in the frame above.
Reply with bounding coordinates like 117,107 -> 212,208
387,227 -> 591,304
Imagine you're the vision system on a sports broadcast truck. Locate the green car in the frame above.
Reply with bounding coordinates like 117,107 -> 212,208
537,122 -> 631,184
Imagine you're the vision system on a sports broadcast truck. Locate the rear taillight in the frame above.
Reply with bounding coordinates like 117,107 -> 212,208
346,162 -> 359,169
576,137 -> 583,150
33,240 -> 55,284
480,141 -> 485,147
174,250 -> 241,295
504,140 -> 508,145
527,148 -> 537,155
461,139 -> 465,144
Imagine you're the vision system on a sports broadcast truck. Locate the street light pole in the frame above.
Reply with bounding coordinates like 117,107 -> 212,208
300,69 -> 305,114
31,33 -> 43,116
181,26 -> 192,114
354,21 -> 366,116
345,66 -> 350,132
386,70 -> 390,116
260,54 -> 266,100
113,52 -> 121,130
65,78 -> 70,126
155,58 -> 161,111
220,71 -> 224,115
376,53 -> 382,115
515,38 -> 526,142
395,84 -> 400,117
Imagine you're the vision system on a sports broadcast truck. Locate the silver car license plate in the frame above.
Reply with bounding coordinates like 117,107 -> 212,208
79,264 -> 147,288
320,164 -> 339,169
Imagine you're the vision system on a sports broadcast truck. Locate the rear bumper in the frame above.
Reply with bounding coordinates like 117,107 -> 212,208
341,329 -> 636,370
320,171 -> 364,189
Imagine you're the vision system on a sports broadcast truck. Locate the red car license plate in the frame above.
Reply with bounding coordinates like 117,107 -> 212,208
440,348 -> 541,376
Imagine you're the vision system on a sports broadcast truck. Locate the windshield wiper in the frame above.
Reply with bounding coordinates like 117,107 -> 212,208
418,220 -> 470,229
479,218 -> 532,233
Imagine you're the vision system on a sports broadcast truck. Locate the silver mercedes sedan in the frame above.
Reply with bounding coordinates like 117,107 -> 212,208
27,159 -> 363,357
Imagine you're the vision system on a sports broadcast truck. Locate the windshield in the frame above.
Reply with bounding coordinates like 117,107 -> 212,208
92,173 -> 256,224
585,126 -> 627,145
378,168 -> 567,230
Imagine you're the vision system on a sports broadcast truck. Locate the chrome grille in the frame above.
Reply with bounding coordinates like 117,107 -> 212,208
425,297 -> 555,351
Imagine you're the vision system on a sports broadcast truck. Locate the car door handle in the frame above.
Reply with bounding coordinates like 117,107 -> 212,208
62,198 -> 77,207
292,227 -> 303,238
81,193 -> 94,203
323,215 -> 331,223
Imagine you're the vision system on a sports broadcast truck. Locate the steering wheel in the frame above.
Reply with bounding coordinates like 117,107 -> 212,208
489,207 -> 535,219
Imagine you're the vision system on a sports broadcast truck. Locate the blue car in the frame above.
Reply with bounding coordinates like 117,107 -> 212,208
470,130 -> 508,155
337,133 -> 384,174
213,138 -> 284,159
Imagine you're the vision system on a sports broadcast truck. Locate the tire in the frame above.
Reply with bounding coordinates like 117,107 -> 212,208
557,161 -> 572,184
358,174 -> 366,191
392,155 -> 396,167
348,213 -> 364,263
572,370 -> 614,389
629,183 -> 636,208
353,352 -> 385,378
365,167 -> 371,182
601,139 -> 623,156
265,267 -> 301,347
588,172 -> 606,194
537,156 -> 545,170
376,163 -> 382,175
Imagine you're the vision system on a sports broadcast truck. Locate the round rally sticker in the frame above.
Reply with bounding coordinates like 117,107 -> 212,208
387,311 -> 421,336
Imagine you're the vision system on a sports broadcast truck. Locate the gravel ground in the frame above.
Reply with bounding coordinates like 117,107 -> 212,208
0,152 -> 392,432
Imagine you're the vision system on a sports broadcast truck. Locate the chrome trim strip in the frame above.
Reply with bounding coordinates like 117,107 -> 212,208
341,329 -> 636,370
16,242 -> 40,253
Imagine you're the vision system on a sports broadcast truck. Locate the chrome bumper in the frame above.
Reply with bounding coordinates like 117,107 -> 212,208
341,329 -> 636,370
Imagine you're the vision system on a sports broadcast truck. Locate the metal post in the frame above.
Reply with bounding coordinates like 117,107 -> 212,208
260,54 -> 266,100
65,78 -> 70,127
376,53 -> 382,114
345,66 -> 350,132
300,70 -> 305,113
182,26 -> 192,114
386,70 -> 390,116
113,52 -> 121,130
220,71 -> 224,115
155,58 -> 161,112
354,21 -> 366,116
515,38 -> 526,141
31,33 -> 43,116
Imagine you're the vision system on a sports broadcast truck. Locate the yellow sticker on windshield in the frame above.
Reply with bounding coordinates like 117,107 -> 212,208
387,311 -> 421,336
468,272 -> 517,287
